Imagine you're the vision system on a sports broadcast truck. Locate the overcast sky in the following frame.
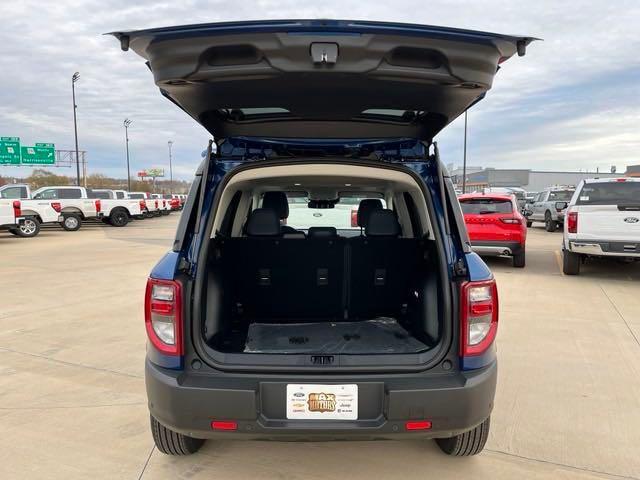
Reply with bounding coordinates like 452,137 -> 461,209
1,1 -> 639,180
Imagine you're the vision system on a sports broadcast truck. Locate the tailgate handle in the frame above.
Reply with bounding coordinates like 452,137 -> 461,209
310,43 -> 338,64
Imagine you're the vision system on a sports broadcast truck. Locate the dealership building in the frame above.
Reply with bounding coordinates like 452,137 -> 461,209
452,167 -> 633,192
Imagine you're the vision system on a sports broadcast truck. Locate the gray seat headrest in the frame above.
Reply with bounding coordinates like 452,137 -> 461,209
262,191 -> 289,220
308,226 -> 338,238
365,209 -> 401,237
357,199 -> 383,227
245,208 -> 281,237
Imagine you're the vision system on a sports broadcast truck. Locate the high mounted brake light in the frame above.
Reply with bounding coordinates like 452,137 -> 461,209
12,200 -> 21,218
145,278 -> 183,356
460,280 -> 498,357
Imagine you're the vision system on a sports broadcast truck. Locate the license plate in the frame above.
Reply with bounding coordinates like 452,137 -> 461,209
286,384 -> 358,420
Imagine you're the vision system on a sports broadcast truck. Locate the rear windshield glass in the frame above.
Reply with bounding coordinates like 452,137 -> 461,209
460,198 -> 513,214
92,191 -> 112,199
285,193 -> 386,230
576,182 -> 640,205
548,190 -> 574,201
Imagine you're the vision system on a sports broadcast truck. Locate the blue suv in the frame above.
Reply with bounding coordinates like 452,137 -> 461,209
113,19 -> 533,456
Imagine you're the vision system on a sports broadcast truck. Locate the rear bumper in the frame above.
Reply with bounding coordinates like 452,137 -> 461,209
145,359 -> 497,440
471,240 -> 523,257
569,240 -> 640,257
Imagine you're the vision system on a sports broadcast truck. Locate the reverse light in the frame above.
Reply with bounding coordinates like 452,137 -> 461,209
12,200 -> 21,218
460,280 -> 498,357
145,278 -> 182,356
567,211 -> 578,234
51,202 -> 62,213
500,217 -> 521,224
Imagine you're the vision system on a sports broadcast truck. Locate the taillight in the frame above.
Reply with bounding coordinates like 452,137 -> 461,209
144,278 -> 183,356
12,200 -> 21,218
351,209 -> 358,228
162,200 -> 166,208
155,200 -> 159,209
500,217 -> 520,224
51,202 -> 62,213
139,200 -> 146,210
460,280 -> 498,357
95,199 -> 101,213
567,211 -> 578,233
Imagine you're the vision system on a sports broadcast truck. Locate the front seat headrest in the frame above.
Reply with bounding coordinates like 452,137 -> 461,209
365,209 -> 401,237
262,191 -> 289,220
357,199 -> 383,227
245,208 -> 281,237
308,226 -> 338,238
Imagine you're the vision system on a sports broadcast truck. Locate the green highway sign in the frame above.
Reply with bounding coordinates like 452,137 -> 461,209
0,137 -> 21,164
20,143 -> 55,165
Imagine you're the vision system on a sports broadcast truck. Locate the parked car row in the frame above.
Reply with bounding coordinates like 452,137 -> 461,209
0,184 -> 186,237
456,178 -> 639,274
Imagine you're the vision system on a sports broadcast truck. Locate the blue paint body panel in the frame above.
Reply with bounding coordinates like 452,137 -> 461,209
150,251 -> 181,280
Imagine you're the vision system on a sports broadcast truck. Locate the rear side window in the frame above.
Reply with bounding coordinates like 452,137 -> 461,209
92,191 -> 111,199
115,191 -> 125,199
35,189 -> 58,200
59,189 -> 82,199
576,182 -> 640,205
547,190 -> 574,201
460,198 -> 513,214
129,193 -> 144,199
1,186 -> 27,199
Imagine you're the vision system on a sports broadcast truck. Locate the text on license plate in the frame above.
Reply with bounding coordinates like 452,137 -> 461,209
286,384 -> 358,420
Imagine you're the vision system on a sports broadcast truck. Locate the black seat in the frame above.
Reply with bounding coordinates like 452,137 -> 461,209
262,191 -> 300,235
356,199 -> 383,230
308,226 -> 338,238
349,209 -> 420,319
223,208 -> 344,321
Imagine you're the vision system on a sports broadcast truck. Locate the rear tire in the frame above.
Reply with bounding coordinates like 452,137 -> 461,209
512,250 -> 526,268
563,249 -> 581,275
16,217 -> 41,238
62,213 -> 82,231
150,415 -> 204,456
109,208 -> 130,227
436,417 -> 490,456
544,212 -> 557,232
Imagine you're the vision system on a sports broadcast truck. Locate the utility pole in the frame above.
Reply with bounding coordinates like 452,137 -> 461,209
168,140 -> 174,195
462,110 -> 468,193
72,72 -> 81,186
124,119 -> 132,191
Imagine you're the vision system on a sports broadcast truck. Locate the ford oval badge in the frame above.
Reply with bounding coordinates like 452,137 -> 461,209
624,217 -> 639,224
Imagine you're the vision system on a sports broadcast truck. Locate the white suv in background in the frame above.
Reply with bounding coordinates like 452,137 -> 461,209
562,178 -> 640,275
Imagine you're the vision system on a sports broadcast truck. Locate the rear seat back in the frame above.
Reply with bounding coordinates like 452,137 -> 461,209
222,208 -> 344,320
348,209 -> 421,318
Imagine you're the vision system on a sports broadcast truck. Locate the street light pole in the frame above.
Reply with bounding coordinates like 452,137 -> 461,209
168,140 -> 174,195
462,110 -> 468,193
72,72 -> 81,186
124,119 -> 132,191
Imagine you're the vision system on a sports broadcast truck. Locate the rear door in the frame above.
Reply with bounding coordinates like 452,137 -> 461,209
573,180 -> 640,241
111,20 -> 535,141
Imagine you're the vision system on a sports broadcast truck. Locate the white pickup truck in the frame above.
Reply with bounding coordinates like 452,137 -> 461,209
150,194 -> 171,215
563,178 -> 640,275
0,199 -> 22,234
0,184 -> 64,236
128,192 -> 160,217
92,189 -> 144,226
31,186 -> 102,231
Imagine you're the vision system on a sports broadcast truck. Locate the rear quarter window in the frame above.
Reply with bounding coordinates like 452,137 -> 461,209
576,182 -> 640,205
460,198 -> 513,214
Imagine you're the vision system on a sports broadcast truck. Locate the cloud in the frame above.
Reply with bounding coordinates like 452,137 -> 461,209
1,0 -> 639,181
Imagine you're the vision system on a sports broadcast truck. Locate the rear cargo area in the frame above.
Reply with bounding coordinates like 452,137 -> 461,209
202,234 -> 442,356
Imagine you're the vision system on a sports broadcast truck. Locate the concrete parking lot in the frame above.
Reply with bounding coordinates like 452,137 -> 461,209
1,217 -> 639,480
